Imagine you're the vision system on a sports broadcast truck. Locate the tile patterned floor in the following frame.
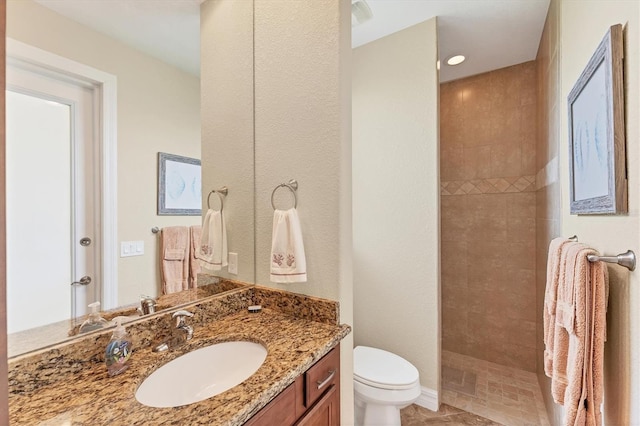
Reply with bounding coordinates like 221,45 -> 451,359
401,403 -> 502,425
440,350 -> 550,426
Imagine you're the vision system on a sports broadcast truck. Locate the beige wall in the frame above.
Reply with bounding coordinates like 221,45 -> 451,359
537,0 -> 640,423
202,0 -> 354,422
353,19 -> 440,398
253,1 -> 353,421
559,1 -> 639,424
7,0 -> 201,306
440,63 -> 538,372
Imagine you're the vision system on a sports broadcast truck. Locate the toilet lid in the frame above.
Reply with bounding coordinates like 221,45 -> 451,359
354,346 -> 419,390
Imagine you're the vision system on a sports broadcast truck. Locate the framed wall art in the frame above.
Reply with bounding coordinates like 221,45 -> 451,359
568,24 -> 626,215
158,152 -> 202,216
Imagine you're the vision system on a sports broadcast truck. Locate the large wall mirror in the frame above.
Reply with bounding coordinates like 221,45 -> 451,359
5,0 -> 255,357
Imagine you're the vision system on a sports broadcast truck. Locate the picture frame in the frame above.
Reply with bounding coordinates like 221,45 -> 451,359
568,24 -> 627,215
158,152 -> 202,216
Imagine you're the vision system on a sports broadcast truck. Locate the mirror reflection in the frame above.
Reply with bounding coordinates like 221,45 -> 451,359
6,0 -> 254,357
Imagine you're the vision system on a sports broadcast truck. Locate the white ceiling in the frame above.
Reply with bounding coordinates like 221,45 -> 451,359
33,0 -> 202,76
353,0 -> 550,82
34,0 -> 550,82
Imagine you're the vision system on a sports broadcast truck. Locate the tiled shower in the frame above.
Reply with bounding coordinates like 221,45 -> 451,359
440,62 -> 547,424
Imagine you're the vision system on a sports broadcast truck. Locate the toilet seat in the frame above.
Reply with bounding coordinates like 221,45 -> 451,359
354,346 -> 419,390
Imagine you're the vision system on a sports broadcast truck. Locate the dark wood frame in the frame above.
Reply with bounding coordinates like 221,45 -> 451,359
157,152 -> 202,216
568,24 -> 626,215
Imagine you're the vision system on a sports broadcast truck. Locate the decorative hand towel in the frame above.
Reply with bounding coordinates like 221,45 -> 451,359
270,208 -> 306,283
197,209 -> 228,271
160,226 -> 189,294
189,225 -> 202,288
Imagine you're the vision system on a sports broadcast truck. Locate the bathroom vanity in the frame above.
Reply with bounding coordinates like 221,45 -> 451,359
246,346 -> 340,425
8,285 -> 350,425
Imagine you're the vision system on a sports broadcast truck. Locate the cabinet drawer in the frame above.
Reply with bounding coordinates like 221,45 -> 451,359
305,347 -> 340,407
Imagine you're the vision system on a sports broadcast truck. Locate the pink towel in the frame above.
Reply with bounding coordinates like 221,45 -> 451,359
544,240 -> 608,426
544,237 -> 572,376
189,225 -> 201,288
160,226 -> 189,294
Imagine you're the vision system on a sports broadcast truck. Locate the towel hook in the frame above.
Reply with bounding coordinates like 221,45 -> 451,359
207,187 -> 228,211
271,179 -> 298,210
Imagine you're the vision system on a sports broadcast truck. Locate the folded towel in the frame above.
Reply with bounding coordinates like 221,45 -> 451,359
544,237 -> 572,376
270,208 -> 306,283
551,242 -> 586,405
197,209 -> 228,271
160,226 -> 189,294
544,241 -> 608,426
588,256 -> 608,425
189,225 -> 202,288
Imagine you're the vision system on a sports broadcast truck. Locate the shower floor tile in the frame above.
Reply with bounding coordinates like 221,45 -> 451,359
442,350 -> 550,426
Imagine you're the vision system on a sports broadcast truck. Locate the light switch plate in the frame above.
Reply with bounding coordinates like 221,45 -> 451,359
121,241 -> 144,257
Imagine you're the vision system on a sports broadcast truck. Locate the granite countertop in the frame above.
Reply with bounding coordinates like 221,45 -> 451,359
9,308 -> 350,425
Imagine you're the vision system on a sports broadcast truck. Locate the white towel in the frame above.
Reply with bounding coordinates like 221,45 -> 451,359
270,208 -> 307,283
197,208 -> 228,271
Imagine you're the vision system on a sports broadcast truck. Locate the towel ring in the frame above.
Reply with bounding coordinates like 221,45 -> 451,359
271,179 -> 298,210
207,186 -> 228,211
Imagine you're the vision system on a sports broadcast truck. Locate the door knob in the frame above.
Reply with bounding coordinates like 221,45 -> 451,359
71,276 -> 92,286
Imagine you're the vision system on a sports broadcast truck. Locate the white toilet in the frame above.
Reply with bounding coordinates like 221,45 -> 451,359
353,346 -> 421,426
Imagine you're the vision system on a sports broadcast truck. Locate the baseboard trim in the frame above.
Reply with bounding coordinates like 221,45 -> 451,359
415,386 -> 439,412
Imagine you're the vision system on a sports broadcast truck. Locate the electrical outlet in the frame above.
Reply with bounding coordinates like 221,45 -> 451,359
228,252 -> 238,275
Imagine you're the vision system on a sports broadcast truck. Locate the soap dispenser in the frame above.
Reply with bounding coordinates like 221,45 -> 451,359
105,317 -> 132,376
78,302 -> 108,333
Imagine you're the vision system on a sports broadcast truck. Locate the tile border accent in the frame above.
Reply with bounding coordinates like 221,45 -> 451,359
441,175 -> 536,196
416,386 -> 439,411
535,156 -> 559,190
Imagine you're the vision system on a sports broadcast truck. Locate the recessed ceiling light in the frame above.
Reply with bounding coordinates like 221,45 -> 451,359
446,55 -> 466,66
352,0 -> 373,27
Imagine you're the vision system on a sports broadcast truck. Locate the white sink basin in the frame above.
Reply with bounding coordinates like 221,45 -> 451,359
135,341 -> 267,408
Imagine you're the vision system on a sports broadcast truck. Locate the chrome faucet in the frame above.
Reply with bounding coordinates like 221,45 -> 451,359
152,310 -> 195,352
173,310 -> 194,340
139,295 -> 157,315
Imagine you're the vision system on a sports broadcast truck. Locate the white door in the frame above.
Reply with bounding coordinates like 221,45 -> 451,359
6,62 -> 100,334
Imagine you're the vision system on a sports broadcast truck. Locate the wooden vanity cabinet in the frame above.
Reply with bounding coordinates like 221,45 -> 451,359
245,346 -> 340,426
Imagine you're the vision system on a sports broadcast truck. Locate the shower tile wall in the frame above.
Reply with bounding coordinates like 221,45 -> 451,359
440,62 -> 537,372
535,1 -> 563,423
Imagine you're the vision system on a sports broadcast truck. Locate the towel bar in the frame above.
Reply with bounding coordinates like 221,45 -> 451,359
587,251 -> 636,271
271,179 -> 298,210
151,227 -> 160,234
568,236 -> 635,271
